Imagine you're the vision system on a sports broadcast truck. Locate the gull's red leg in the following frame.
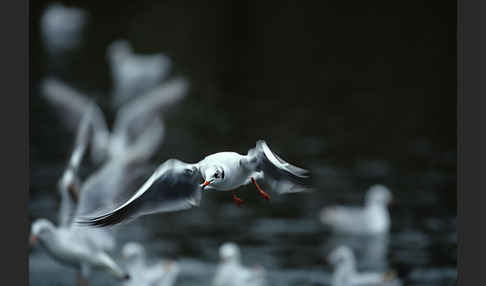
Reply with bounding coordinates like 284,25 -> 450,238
251,177 -> 271,200
232,191 -> 244,207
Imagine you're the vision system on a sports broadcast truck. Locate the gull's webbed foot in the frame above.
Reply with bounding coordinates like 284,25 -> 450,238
232,191 -> 244,207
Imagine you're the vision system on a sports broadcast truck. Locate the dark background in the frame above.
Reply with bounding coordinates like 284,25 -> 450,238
29,1 -> 456,285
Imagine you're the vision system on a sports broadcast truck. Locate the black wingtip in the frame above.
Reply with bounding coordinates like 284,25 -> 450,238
75,213 -> 119,228
75,200 -> 139,227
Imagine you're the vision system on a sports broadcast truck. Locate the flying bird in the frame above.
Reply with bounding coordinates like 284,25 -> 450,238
77,140 -> 312,227
41,76 -> 188,165
30,111 -> 130,285
107,40 -> 172,108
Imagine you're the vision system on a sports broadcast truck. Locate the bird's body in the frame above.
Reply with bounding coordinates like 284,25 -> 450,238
198,152 -> 252,191
328,246 -> 401,286
320,185 -> 392,235
30,219 -> 129,281
121,242 -> 180,286
78,140 -> 311,227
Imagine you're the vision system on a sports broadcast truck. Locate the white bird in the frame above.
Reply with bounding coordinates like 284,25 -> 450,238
320,185 -> 393,235
29,110 -> 129,285
40,78 -> 111,165
40,3 -> 88,55
40,76 -> 188,165
107,40 -> 172,108
121,242 -> 180,286
328,246 -> 401,286
29,219 -> 130,285
212,242 -> 267,286
77,140 -> 312,227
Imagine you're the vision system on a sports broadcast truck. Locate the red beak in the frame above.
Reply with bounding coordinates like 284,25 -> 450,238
201,180 -> 211,190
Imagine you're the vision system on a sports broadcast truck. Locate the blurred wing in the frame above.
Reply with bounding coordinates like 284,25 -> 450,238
57,179 -> 78,227
111,77 -> 188,151
41,77 -> 110,163
241,140 -> 312,194
58,106 -> 102,227
123,117 -> 165,164
73,159 -> 150,220
76,159 -> 203,227
41,77 -> 92,130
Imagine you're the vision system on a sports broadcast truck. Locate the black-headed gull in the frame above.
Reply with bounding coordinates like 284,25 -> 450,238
121,242 -> 180,286
41,76 -> 188,164
30,110 -> 130,284
328,245 -> 401,286
212,242 -> 267,286
320,185 -> 393,235
30,219 -> 129,284
77,140 -> 311,227
107,40 -> 172,108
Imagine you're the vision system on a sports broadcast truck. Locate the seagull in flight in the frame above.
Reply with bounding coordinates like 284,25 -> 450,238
78,140 -> 312,227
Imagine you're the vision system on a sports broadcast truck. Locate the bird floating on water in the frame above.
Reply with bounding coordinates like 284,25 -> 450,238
77,140 -> 312,227
121,242 -> 180,286
320,185 -> 393,235
328,245 -> 401,286
212,242 -> 267,286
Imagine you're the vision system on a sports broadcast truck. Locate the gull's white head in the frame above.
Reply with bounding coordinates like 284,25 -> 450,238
122,242 -> 146,262
201,165 -> 225,190
328,245 -> 355,267
365,185 -> 393,206
30,218 -> 56,246
219,242 -> 241,263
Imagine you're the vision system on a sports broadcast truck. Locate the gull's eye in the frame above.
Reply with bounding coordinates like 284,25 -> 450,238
184,168 -> 193,176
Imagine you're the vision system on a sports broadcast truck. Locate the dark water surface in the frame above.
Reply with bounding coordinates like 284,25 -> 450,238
30,1 -> 456,285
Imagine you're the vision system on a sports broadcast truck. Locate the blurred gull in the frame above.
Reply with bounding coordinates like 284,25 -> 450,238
212,242 -> 267,286
324,233 -> 390,272
41,78 -> 110,164
107,40 -> 172,108
320,185 -> 393,235
40,3 -> 88,55
41,77 -> 188,165
78,140 -> 312,227
49,78 -> 189,224
121,242 -> 180,286
30,218 -> 129,285
328,246 -> 401,286
30,112 -> 131,283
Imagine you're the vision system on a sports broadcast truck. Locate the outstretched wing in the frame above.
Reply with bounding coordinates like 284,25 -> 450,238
58,104 -> 105,227
76,159 -> 203,227
109,77 -> 188,158
41,77 -> 110,164
242,140 -> 312,194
